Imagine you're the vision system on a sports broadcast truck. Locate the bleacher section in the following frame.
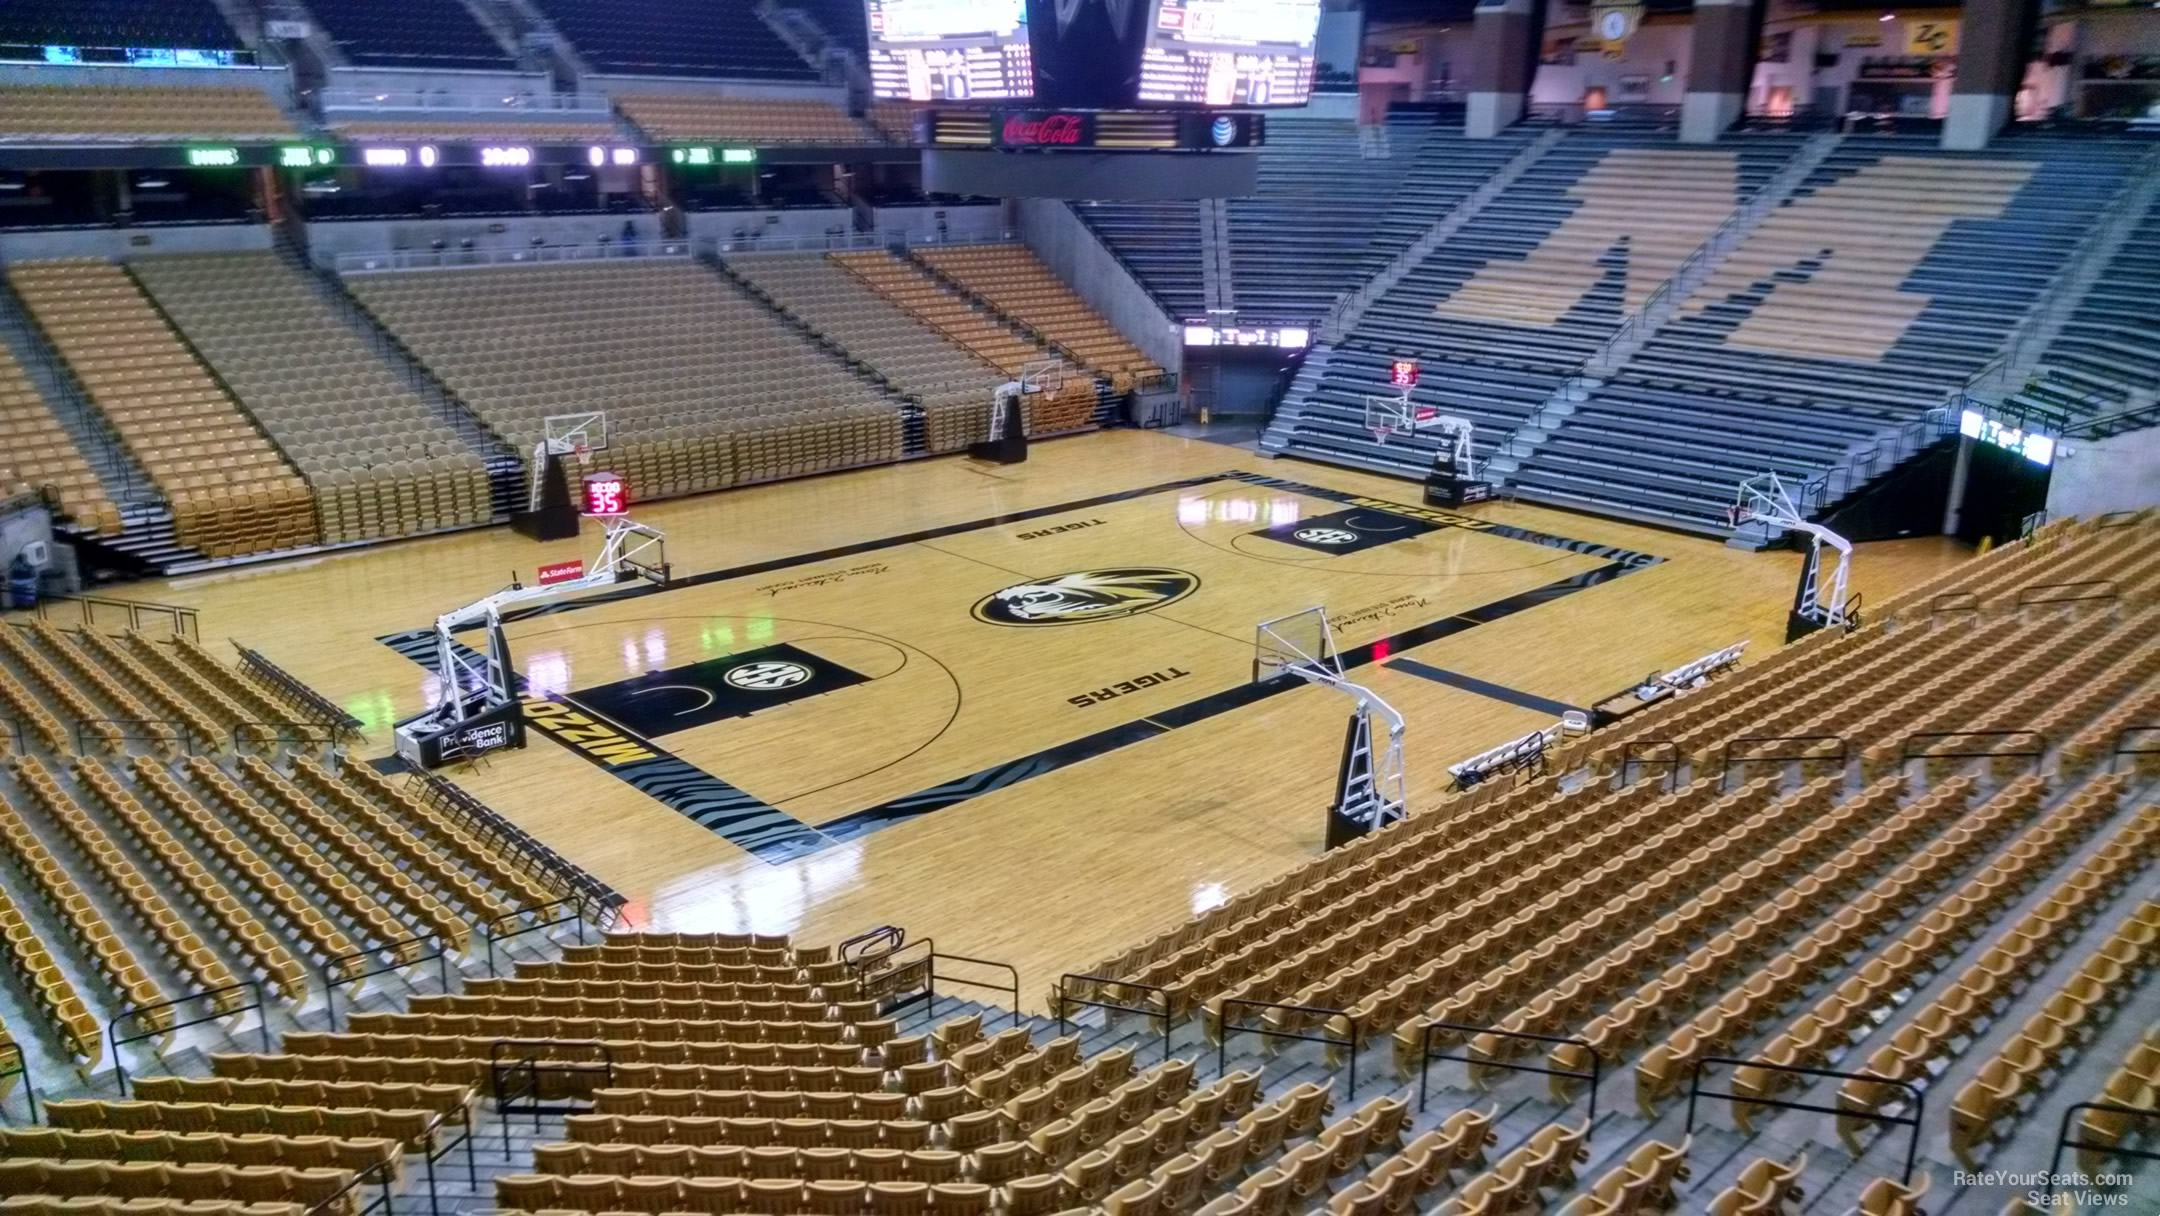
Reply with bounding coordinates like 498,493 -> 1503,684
0,85 -> 293,142
521,0 -> 817,80
0,0 -> 244,53
344,259 -> 903,494
1221,115 -> 1437,325
127,253 -> 494,546
0,612 -> 570,1088
1515,135 -> 2145,531
1070,202 -> 1205,322
1061,512 -> 2158,1216
2000,191 -> 2160,427
7,261 -> 316,559
720,253 -> 999,453
616,95 -> 876,145
828,251 -> 1101,436
1274,130 -> 1803,473
0,342 -> 118,535
912,244 -> 1164,392
1364,125 -> 1539,271
304,0 -> 515,72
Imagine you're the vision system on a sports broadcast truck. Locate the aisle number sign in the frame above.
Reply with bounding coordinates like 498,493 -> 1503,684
1905,19 -> 1958,56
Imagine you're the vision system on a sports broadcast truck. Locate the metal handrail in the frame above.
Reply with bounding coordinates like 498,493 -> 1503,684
1056,973 -> 1174,1064
319,931 -> 450,1032
35,593 -> 198,640
1688,1055 -> 1923,1185
74,717 -> 193,756
2044,1100 -> 2160,1208
0,1039 -> 34,1121
483,896 -> 591,978
109,979 -> 269,1094
1217,998 -> 1361,1099
2112,725 -> 2159,774
1717,734 -> 1847,789
1418,1020 -> 1600,1122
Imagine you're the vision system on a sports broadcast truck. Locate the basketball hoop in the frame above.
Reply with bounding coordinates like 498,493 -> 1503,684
1371,422 -> 1397,445
573,441 -> 593,470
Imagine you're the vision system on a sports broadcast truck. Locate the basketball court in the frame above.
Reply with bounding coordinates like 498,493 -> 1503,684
146,430 -> 1964,996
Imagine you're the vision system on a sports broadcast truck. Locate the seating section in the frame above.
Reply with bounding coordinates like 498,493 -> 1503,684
523,0 -> 817,80
1222,115 -> 1438,325
1070,202 -> 1205,321
128,253 -> 492,545
346,260 -> 902,495
617,95 -> 878,145
304,0 -> 512,71
1272,130 -> 1801,475
1517,135 -> 2144,531
0,0 -> 243,52
1364,125 -> 1541,267
914,245 -> 1164,395
0,615 -> 567,1079
786,0 -> 870,54
828,252 -> 1102,437
2000,192 -> 2160,425
1063,512 -> 2158,1211
0,340 -> 118,535
864,102 -> 918,147
721,254 -> 998,453
8,260 -> 315,558
0,85 -> 293,141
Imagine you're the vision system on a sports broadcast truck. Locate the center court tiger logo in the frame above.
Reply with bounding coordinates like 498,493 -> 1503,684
971,567 -> 1201,626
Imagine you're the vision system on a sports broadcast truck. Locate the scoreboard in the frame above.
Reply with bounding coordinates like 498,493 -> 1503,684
867,0 -> 1321,107
1140,0 -> 1323,106
866,0 -> 1033,101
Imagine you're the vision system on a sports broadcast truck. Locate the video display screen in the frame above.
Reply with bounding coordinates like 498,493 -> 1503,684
866,0 -> 1034,101
1139,0 -> 1323,106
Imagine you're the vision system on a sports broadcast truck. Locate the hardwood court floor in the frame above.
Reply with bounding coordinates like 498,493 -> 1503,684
136,431 -> 1969,1003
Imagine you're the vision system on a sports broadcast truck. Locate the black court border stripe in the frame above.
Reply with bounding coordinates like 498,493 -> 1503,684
380,471 -> 1663,863
1385,657 -> 1586,719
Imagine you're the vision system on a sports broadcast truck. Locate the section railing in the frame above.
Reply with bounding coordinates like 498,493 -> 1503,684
335,241 -> 693,275
34,592 -> 198,640
319,88 -> 612,115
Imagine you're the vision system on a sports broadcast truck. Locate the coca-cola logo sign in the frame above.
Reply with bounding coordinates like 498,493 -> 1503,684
1000,113 -> 1089,146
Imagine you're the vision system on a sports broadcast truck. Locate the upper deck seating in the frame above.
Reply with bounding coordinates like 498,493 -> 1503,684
306,0 -> 514,72
1516,135 -> 2143,531
524,0 -> 817,80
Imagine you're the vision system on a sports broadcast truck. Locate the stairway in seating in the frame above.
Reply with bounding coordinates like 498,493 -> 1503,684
1200,199 -> 1234,318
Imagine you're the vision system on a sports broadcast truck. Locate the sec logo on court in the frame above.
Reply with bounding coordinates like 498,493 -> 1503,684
972,567 -> 1201,626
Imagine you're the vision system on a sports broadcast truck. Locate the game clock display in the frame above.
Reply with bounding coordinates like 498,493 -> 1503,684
582,472 -> 628,517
